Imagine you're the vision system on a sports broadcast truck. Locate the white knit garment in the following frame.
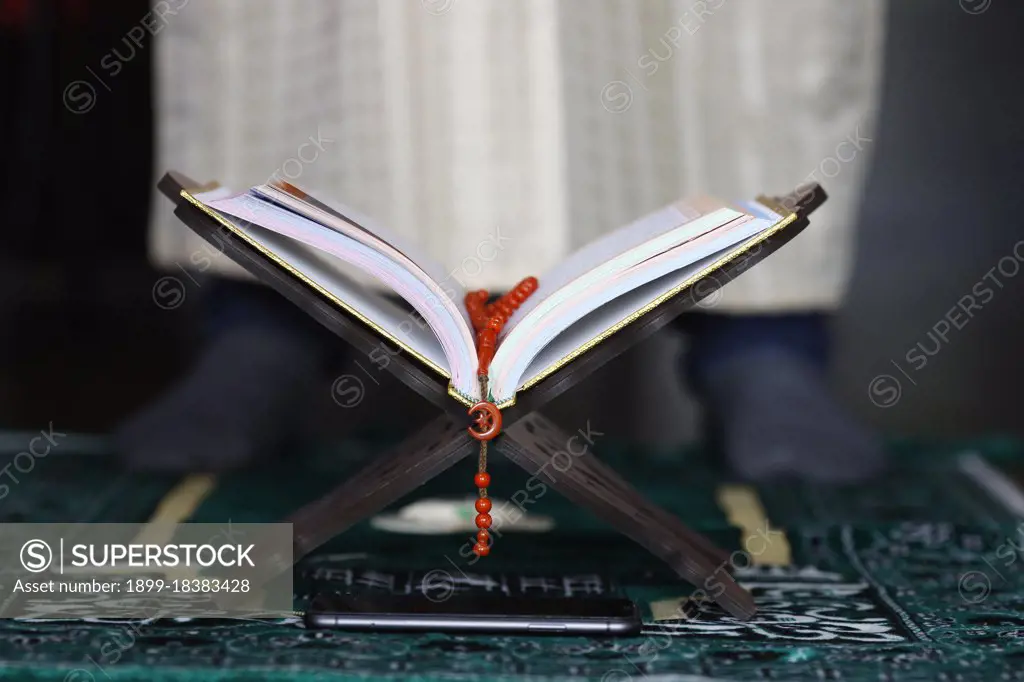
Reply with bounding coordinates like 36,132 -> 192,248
151,0 -> 885,311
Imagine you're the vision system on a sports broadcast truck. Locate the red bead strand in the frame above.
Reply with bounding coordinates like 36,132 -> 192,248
464,278 -> 539,558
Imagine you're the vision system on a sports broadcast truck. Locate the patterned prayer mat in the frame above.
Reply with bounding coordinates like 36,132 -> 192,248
0,432 -> 1021,681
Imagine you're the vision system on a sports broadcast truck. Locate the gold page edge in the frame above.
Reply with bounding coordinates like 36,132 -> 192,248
447,385 -> 476,407
178,189 -> 452,382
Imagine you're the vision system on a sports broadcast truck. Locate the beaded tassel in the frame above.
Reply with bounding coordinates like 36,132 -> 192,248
465,277 -> 538,557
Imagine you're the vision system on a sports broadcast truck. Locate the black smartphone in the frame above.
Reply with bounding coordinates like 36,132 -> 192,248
304,591 -> 642,635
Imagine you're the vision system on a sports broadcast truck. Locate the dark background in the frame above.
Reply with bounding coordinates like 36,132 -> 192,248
1,0 -> 1021,443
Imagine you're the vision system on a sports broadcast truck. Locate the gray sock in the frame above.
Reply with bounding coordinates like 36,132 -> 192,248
700,346 -> 886,484
115,327 -> 325,473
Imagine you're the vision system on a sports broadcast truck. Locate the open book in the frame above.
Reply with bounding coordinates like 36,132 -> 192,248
172,179 -> 811,407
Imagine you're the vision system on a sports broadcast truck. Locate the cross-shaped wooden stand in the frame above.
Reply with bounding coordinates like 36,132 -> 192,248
160,172 -> 826,621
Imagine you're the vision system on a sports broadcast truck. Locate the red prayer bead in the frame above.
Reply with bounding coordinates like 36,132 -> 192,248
468,276 -> 540,559
477,352 -> 493,375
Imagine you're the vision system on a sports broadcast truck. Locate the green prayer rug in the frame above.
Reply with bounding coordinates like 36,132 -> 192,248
0,433 -> 1021,681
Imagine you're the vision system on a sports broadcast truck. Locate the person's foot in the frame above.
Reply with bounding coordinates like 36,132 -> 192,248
699,346 -> 886,484
115,326 -> 325,473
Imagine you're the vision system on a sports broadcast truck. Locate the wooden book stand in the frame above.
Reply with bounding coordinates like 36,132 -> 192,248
158,172 -> 827,620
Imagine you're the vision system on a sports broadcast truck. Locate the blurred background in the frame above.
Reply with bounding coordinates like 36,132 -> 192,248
1,0 -> 1021,446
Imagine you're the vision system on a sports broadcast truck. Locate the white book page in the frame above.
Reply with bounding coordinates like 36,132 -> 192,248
242,226 -> 450,376
192,189 -> 479,396
504,199 -> 714,330
252,183 -> 467,319
487,205 -> 745,397
488,212 -> 754,396
490,202 -> 783,403
500,239 -> 762,404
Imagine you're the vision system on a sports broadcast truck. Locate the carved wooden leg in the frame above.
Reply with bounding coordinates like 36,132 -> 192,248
497,412 -> 756,620
232,416 -> 475,607
288,415 -> 476,559
507,414 -> 730,566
